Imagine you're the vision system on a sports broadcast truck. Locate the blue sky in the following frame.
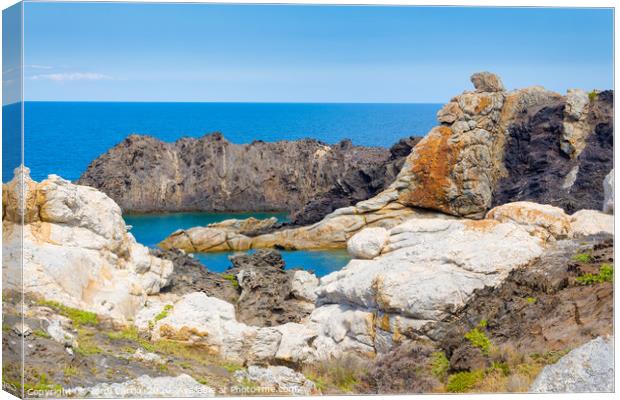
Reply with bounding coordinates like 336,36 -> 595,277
17,3 -> 615,103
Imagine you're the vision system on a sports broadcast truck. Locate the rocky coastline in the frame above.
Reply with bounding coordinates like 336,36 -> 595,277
77,133 -> 419,226
2,72 -> 614,396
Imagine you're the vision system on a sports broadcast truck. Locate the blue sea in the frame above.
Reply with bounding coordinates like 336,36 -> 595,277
3,101 -> 440,276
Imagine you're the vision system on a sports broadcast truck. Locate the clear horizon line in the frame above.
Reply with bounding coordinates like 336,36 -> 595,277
4,100 -> 446,106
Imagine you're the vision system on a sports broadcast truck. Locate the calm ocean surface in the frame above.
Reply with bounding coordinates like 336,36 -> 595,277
3,101 -> 440,275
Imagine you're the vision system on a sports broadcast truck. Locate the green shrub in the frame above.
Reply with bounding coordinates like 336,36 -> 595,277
526,297 -> 537,304
221,273 -> 239,289
465,328 -> 492,356
446,370 -> 484,393
588,90 -> 598,101
572,253 -> 593,263
575,264 -> 613,285
430,351 -> 450,381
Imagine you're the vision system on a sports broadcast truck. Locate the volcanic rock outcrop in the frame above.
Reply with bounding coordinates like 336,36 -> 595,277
2,167 -> 173,320
78,134 -> 412,220
160,73 -> 613,253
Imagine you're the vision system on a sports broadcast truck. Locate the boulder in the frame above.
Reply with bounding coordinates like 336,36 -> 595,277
603,169 -> 614,214
347,227 -> 390,259
530,336 -> 614,393
150,292 -> 257,361
291,270 -> 319,302
228,250 -> 315,326
68,374 -> 214,397
317,216 -> 543,323
570,210 -> 614,236
486,201 -> 573,242
470,71 -> 505,92
2,168 -> 173,321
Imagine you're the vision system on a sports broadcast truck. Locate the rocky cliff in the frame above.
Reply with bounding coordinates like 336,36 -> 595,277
78,133 -> 412,219
394,72 -> 613,218
2,167 -> 173,320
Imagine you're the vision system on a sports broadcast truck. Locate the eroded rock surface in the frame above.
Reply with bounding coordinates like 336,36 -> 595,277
78,134 -> 400,218
2,168 -> 173,320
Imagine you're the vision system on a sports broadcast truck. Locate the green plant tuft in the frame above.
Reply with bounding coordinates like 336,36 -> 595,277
221,273 -> 239,289
575,263 -> 613,285
572,252 -> 593,263
526,297 -> 537,304
430,351 -> 450,381
446,370 -> 484,393
588,90 -> 598,102
37,300 -> 98,327
33,329 -> 51,339
465,328 -> 492,356
153,304 -> 173,323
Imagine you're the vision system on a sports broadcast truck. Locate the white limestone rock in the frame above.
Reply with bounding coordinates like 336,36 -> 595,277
570,210 -> 614,236
2,170 -> 173,321
151,292 -> 257,362
317,217 -> 544,322
346,227 -> 390,259
530,336 -> 614,393
486,201 -> 573,242
131,348 -> 164,364
291,270 -> 319,302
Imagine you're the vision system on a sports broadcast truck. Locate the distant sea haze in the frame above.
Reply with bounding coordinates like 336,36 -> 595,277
3,101 -> 441,182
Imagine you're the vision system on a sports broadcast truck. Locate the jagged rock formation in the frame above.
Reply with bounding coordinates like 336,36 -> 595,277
151,248 -> 239,303
151,248 -> 317,327
493,89 -> 613,214
2,167 -> 173,320
77,133 -> 410,219
160,73 -> 613,253
226,250 -> 317,326
290,136 -> 422,225
393,75 -> 613,218
362,234 -> 613,393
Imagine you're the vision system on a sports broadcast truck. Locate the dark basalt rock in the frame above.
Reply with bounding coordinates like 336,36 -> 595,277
493,91 -> 613,214
155,248 -> 314,327
227,249 -> 314,327
151,248 -> 239,304
77,133 -> 404,218
358,341 -> 440,394
290,136 -> 422,225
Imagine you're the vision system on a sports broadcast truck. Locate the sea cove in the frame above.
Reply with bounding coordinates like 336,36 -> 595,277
123,211 -> 351,276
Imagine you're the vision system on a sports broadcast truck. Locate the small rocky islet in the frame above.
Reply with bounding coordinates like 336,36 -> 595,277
2,72 -> 614,396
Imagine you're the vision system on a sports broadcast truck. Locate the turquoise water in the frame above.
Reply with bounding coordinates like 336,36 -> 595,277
123,211 -> 351,277
193,249 -> 351,277
123,211 -> 289,247
10,101 -> 441,182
